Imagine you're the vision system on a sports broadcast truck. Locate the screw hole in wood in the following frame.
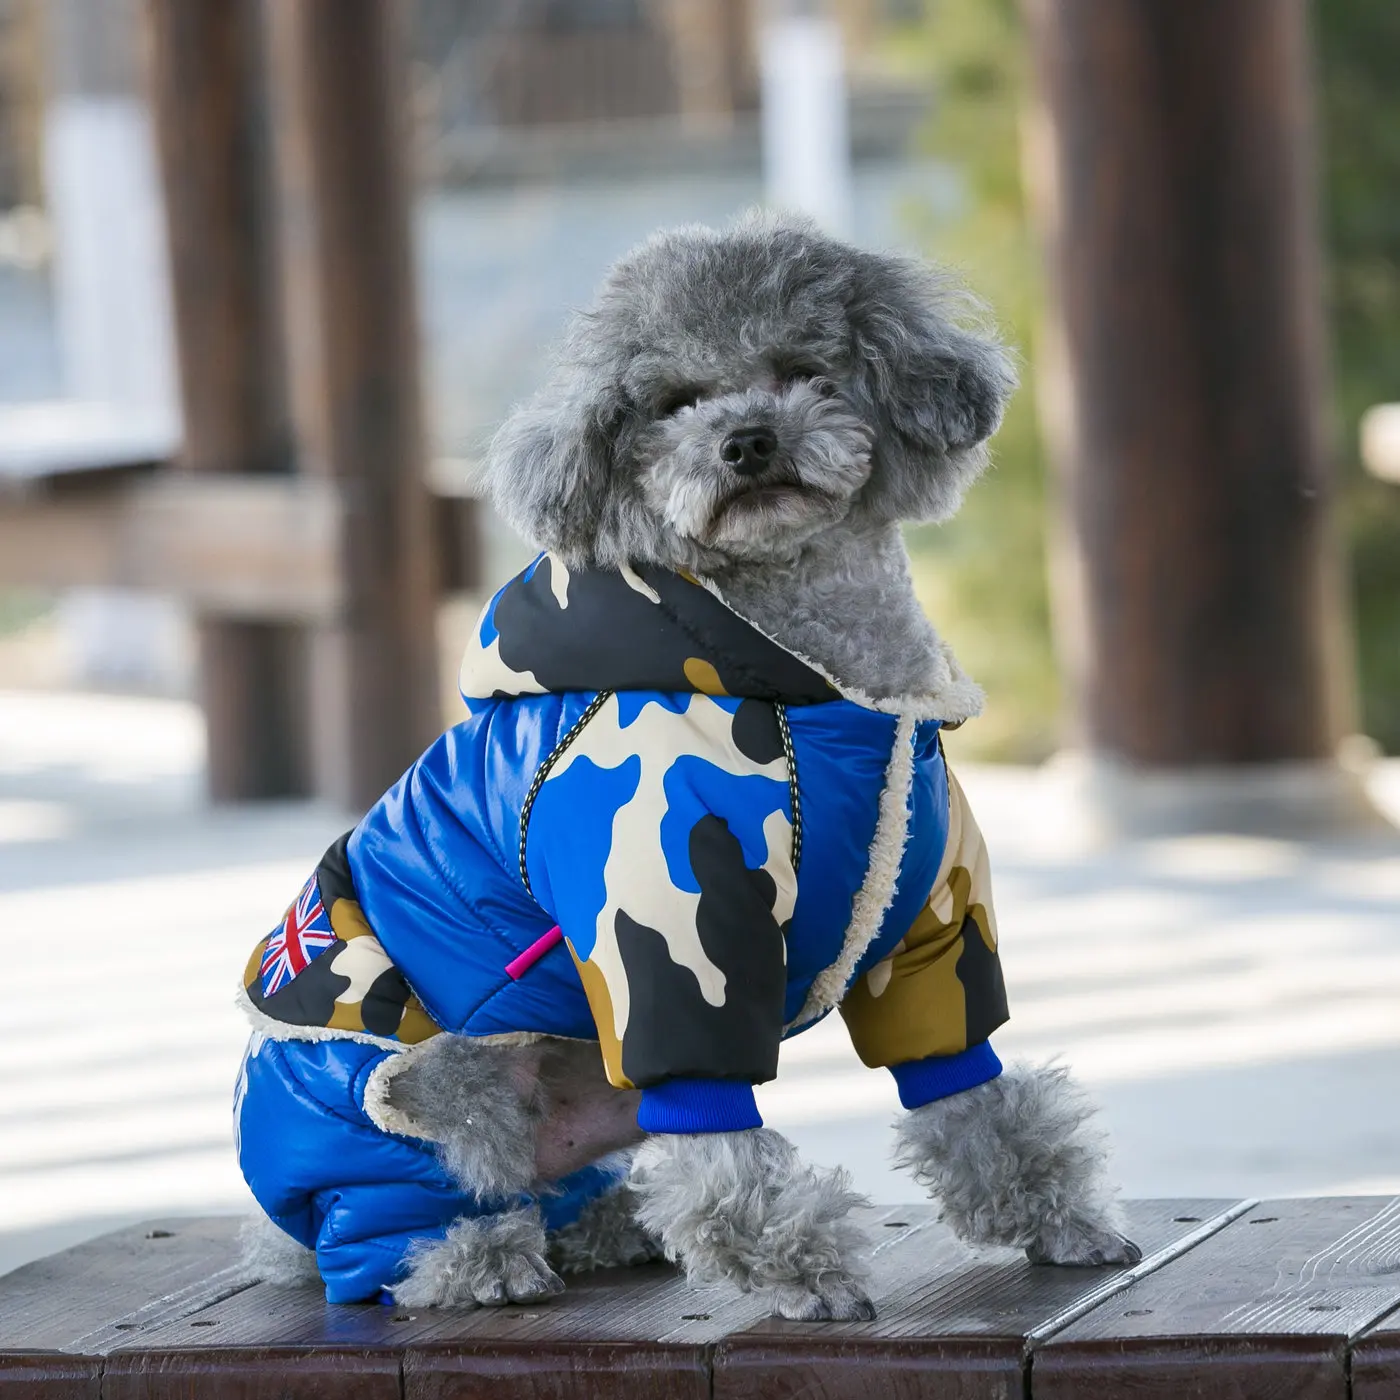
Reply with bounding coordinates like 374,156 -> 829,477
145,1229 -> 174,1239
1172,1216 -> 1200,1223
1250,1217 -> 1279,1224
681,1314 -> 711,1322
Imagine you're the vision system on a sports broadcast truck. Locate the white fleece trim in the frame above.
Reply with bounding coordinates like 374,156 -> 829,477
694,574 -> 983,723
789,711 -> 919,1029
235,982 -> 412,1053
361,1041 -> 440,1142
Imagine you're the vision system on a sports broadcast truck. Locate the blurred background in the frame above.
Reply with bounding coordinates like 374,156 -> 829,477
1,0 -> 1398,1277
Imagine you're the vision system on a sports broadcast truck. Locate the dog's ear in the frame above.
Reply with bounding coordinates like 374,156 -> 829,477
845,249 -> 1017,521
484,378 -> 627,561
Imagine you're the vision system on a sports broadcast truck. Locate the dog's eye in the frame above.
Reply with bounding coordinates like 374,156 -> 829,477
658,386 -> 701,417
778,364 -> 835,396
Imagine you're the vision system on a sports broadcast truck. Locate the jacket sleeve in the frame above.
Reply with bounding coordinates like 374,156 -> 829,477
839,765 -> 1009,1108
524,692 -> 798,1133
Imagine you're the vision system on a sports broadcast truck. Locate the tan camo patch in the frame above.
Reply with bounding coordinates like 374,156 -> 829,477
568,936 -> 635,1090
682,656 -> 730,696
839,766 -> 1000,1069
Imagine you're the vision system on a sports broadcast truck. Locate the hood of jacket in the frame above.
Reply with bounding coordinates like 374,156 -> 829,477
459,552 -> 981,721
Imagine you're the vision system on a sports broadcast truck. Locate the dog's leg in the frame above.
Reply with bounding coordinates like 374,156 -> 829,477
548,1183 -> 664,1274
894,1063 -> 1141,1266
382,1034 -> 567,1305
393,1207 -> 565,1307
381,1033 -> 546,1199
237,1211 -> 320,1286
630,1128 -> 876,1320
385,1034 -> 653,1302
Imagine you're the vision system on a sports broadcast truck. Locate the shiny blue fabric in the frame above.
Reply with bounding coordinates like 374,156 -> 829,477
238,679 -> 975,1274
234,1033 -> 624,1303
343,694 -> 953,1048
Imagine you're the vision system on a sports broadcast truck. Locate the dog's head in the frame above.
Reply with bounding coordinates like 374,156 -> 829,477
486,213 -> 1016,572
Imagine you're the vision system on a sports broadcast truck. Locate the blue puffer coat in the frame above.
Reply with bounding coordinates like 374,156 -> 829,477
235,554 -> 1010,1301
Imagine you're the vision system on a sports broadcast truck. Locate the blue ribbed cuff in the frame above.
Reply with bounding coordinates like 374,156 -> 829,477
636,1079 -> 763,1134
889,1042 -> 1003,1110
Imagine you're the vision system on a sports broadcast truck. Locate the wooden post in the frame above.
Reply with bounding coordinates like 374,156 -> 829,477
146,0 -> 311,800
262,0 -> 439,811
1023,0 -> 1352,771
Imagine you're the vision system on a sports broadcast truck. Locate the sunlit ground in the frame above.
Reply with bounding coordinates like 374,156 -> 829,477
2,690 -> 1398,1277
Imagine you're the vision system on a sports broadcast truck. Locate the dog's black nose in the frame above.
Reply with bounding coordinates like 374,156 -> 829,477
720,427 -> 778,477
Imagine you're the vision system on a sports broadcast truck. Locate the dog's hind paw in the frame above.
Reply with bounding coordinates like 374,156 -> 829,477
769,1274 -> 877,1322
393,1208 -> 566,1308
1025,1221 -> 1142,1268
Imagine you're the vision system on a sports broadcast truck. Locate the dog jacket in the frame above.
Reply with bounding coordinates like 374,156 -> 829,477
235,553 -> 1009,1301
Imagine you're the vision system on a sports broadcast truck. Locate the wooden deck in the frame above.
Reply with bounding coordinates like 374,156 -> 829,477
4,1200 -> 1400,1397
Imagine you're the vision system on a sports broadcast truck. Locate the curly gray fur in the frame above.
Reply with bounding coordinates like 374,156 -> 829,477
712,518 -> 943,700
630,1128 -> 875,1320
393,1207 -> 564,1308
383,1034 -> 541,1200
484,211 -> 1015,701
237,1211 -> 320,1287
548,1184 -> 664,1274
893,1064 -> 1141,1266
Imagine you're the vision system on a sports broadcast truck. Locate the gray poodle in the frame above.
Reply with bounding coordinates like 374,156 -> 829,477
239,212 -> 1137,1320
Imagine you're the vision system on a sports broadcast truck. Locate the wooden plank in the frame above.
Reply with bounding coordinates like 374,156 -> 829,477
101,1278 -> 428,1400
263,0 -> 441,812
0,1354 -> 99,1400
1023,0 -> 1347,765
102,1350 -> 401,1400
0,1218 -> 245,1355
0,475 -> 342,619
1033,1196 -> 1400,1400
406,1344 -> 709,1400
712,1200 -> 1245,1400
393,1202 -> 1243,1400
146,0 -> 312,802
1344,1298 -> 1400,1400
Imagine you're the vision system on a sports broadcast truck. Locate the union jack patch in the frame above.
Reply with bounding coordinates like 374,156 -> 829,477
260,875 -> 337,998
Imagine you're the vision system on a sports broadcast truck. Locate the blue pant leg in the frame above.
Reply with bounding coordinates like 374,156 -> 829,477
235,1032 -> 489,1302
234,1033 -> 632,1302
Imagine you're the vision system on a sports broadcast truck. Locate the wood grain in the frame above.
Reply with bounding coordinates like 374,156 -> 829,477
1034,1197 -> 1400,1400
404,1343 -> 710,1400
0,1218 -> 245,1355
101,1349 -> 402,1400
1022,0 -> 1347,764
0,1354 -> 100,1400
1349,1298 -> 1400,1400
11,1204 -> 1399,1397
713,1200 -> 1244,1400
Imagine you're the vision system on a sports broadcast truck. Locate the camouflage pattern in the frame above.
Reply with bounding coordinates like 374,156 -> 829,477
244,835 -> 440,1046
839,768 -> 1008,1067
532,689 -> 797,1091
241,554 -> 1007,1099
459,552 -> 838,705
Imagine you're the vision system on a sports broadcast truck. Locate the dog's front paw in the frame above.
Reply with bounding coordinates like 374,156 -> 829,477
474,1249 -> 567,1306
769,1273 -> 876,1322
1025,1219 -> 1142,1268
393,1208 -> 566,1308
